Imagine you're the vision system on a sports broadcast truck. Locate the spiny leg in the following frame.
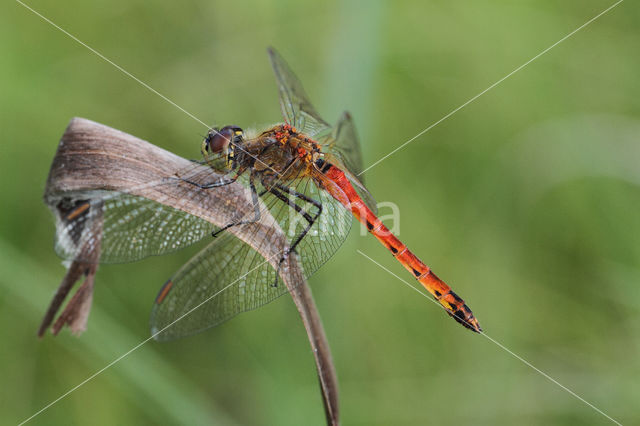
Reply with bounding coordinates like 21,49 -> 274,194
273,183 -> 322,208
211,173 -> 262,237
268,187 -> 316,224
272,183 -> 322,258
269,185 -> 322,287
174,171 -> 239,189
178,170 -> 262,236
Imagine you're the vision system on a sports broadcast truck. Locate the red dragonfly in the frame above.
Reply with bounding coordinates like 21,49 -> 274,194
53,48 -> 480,340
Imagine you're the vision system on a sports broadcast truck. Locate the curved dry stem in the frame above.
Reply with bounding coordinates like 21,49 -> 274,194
41,117 -> 339,425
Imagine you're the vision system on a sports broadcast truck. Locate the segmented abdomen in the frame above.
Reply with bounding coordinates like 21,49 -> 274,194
321,163 -> 481,332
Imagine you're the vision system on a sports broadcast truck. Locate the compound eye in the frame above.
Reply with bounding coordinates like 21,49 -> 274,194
204,127 -> 231,153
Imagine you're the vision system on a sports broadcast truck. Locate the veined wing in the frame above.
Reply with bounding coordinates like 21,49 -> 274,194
53,193 -> 215,264
268,47 -> 331,138
320,111 -> 377,213
151,173 -> 352,341
51,156 -> 241,264
324,111 -> 364,177
267,49 -> 376,212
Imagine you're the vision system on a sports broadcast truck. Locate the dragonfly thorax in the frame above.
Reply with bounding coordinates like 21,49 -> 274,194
220,124 -> 321,184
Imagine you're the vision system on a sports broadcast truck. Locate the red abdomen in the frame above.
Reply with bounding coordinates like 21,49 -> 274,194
321,163 -> 481,332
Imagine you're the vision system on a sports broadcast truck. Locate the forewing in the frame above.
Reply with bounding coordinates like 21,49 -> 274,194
52,158 -> 237,264
319,112 -> 377,214
268,47 -> 331,137
267,50 -> 376,212
53,192 -> 216,264
151,175 -> 353,341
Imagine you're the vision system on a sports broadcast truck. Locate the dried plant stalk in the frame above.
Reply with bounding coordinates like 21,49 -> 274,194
41,118 -> 339,425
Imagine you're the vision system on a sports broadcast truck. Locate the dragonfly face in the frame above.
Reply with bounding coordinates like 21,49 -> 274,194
202,125 -> 244,170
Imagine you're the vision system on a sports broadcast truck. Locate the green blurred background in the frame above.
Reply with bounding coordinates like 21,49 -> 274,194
1,0 -> 639,424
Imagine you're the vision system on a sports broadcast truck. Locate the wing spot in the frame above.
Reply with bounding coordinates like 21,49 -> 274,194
155,280 -> 174,304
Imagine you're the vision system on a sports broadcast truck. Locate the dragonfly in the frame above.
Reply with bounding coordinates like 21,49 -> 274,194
52,48 -> 481,340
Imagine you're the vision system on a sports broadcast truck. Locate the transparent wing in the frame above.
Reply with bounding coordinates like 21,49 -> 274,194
150,174 -> 353,341
268,47 -> 331,137
325,111 -> 364,177
53,193 -> 218,264
51,156 -> 238,264
320,112 -> 377,213
267,49 -> 376,212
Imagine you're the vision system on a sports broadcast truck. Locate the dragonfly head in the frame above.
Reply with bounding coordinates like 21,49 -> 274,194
202,125 -> 244,169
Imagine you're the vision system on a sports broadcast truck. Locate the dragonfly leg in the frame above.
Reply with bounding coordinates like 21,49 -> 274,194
269,185 -> 322,287
174,172 -> 239,189
268,187 -> 317,225
273,183 -> 322,207
211,173 -> 262,237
